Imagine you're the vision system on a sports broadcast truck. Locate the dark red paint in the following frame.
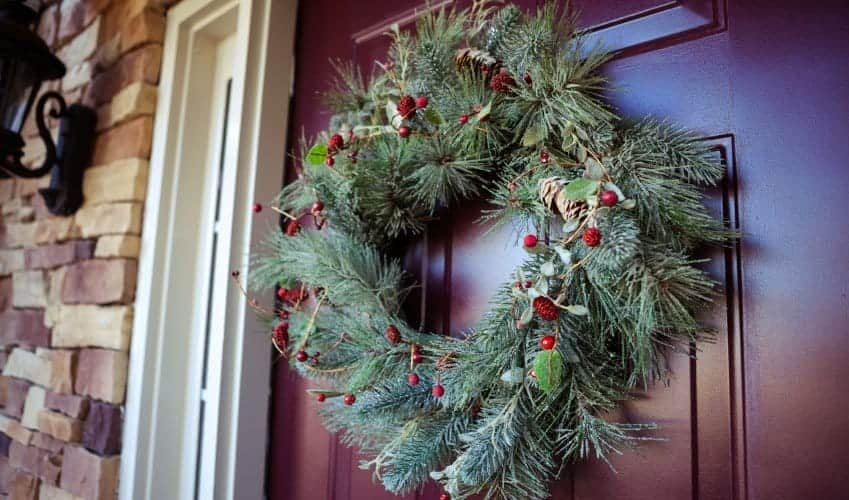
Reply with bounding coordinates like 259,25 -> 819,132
269,1 -> 849,499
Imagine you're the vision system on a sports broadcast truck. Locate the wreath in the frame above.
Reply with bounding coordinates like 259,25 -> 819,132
244,2 -> 734,498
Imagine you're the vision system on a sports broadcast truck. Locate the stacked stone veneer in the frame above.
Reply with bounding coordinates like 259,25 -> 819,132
0,1 -> 176,498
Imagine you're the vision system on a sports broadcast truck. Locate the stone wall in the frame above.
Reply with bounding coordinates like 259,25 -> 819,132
0,1 -> 176,498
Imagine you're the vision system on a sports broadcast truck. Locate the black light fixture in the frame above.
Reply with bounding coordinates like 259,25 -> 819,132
0,0 -> 95,215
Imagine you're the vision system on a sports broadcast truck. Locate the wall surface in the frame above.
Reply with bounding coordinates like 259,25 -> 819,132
0,0 -> 176,498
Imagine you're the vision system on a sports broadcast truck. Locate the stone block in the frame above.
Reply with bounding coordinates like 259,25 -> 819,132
49,306 -> 132,351
85,45 -> 162,106
24,241 -> 93,270
74,350 -> 127,404
0,377 -> 30,419
81,402 -> 121,456
61,260 -> 137,304
96,84 -> 157,132
37,411 -> 83,443
83,158 -> 148,204
0,251 -> 24,276
12,271 -> 47,309
0,311 -> 50,347
21,386 -> 46,430
38,484 -> 83,500
2,350 -> 51,388
7,469 -> 37,500
91,117 -> 153,166
93,235 -> 140,258
44,393 -> 88,421
59,446 -> 119,500
73,203 -> 142,237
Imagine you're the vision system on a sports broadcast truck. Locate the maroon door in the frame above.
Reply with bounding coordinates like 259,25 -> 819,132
268,1 -> 849,499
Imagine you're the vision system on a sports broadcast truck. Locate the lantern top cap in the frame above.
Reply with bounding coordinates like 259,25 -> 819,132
0,0 -> 65,81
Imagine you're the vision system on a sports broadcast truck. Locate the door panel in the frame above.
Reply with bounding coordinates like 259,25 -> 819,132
269,2 -> 849,499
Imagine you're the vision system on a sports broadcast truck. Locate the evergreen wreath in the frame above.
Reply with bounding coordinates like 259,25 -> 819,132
243,2 -> 735,498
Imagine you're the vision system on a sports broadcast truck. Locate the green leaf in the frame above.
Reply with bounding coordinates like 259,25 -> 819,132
306,144 -> 328,166
424,106 -> 444,125
473,100 -> 492,123
553,245 -> 572,264
584,158 -> 605,180
576,144 -> 588,163
500,368 -> 524,384
385,100 -> 403,128
565,304 -> 589,316
562,219 -> 580,233
520,306 -> 533,324
563,178 -> 599,201
533,350 -> 563,393
621,199 -> 637,209
540,261 -> 556,276
521,125 -> 543,147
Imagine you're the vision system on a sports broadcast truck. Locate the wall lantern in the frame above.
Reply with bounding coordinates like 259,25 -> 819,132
0,0 -> 95,215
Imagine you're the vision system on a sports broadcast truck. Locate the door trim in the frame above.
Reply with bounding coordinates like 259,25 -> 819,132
120,0 -> 297,498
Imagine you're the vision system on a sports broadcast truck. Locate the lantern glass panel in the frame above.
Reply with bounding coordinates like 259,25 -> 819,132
0,55 -> 40,134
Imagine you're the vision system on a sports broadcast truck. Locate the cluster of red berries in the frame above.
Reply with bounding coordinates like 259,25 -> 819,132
490,70 -> 516,93
272,321 -> 289,347
324,132 -> 359,166
294,349 -> 320,365
396,95 -> 429,139
276,285 -> 308,305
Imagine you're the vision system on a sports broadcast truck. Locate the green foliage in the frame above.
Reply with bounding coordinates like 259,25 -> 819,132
249,1 -> 735,498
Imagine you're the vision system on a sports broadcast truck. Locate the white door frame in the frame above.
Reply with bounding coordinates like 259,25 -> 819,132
121,0 -> 297,498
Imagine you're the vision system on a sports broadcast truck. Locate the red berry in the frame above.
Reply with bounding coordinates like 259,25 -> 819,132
279,310 -> 289,319
286,219 -> 300,236
412,353 -> 423,364
540,335 -> 556,350
583,227 -> 602,247
532,296 -> 560,321
325,156 -> 335,166
416,95 -> 429,108
524,72 -> 532,84
343,394 -> 356,406
397,95 -> 416,118
276,288 -> 287,300
523,234 -> 538,248
252,202 -> 263,213
459,114 -> 469,124
600,190 -> 619,207
440,495 -> 451,500
316,393 -> 326,402
230,270 -> 240,277
524,280 -> 533,289
327,133 -> 344,151
311,200 -> 325,213
295,351 -> 308,362
540,151 -> 550,164
398,126 -> 412,138
408,373 -> 420,385
385,325 -> 401,344
432,384 -> 445,398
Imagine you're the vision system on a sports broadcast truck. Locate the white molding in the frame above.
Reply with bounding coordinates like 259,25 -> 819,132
121,0 -> 297,498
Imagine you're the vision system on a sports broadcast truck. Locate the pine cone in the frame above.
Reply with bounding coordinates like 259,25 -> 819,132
490,71 -> 515,93
533,296 -> 559,321
327,133 -> 344,151
272,322 -> 289,347
397,95 -> 416,119
538,177 -> 585,222
454,47 -> 498,73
